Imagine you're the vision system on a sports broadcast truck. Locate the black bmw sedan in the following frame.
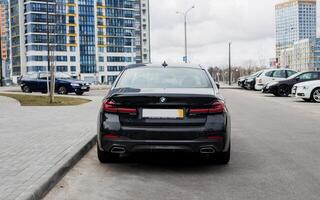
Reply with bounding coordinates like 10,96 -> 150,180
262,71 -> 320,97
97,64 -> 231,164
20,72 -> 90,95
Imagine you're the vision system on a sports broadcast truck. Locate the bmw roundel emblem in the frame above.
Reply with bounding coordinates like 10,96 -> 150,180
160,97 -> 167,103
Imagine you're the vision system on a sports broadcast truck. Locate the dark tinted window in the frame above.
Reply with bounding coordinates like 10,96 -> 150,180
272,70 -> 286,78
24,73 -> 38,79
298,72 -> 319,80
287,70 -> 296,77
265,71 -> 273,77
116,67 -> 212,89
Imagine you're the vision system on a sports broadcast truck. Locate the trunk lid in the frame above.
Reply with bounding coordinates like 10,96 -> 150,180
108,88 -> 218,128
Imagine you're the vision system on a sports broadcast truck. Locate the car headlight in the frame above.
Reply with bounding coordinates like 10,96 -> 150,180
71,83 -> 80,87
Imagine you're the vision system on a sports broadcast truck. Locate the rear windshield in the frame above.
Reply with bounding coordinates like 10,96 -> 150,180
115,67 -> 212,89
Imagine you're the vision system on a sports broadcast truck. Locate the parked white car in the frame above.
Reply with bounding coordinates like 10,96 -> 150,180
255,68 -> 297,90
292,80 -> 320,102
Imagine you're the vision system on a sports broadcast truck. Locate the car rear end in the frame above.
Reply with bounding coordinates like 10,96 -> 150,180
97,65 -> 231,163
98,92 -> 230,153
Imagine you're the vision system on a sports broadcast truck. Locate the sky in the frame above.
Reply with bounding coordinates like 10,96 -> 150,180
148,0 -> 290,68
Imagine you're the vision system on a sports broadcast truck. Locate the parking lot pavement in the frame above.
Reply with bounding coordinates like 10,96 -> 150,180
0,92 -> 105,200
44,88 -> 320,200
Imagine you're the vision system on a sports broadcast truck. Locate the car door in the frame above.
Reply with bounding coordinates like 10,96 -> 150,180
26,73 -> 40,91
37,76 -> 49,92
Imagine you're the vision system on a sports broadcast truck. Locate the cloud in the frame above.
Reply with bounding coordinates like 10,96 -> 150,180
149,0 -> 279,67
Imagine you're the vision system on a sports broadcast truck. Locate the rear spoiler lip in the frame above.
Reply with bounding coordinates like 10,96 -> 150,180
106,93 -> 224,104
109,93 -> 218,99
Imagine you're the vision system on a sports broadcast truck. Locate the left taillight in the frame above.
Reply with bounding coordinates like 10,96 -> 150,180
190,100 -> 225,114
102,100 -> 137,114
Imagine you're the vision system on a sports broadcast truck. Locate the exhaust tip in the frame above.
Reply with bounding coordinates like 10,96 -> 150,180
111,147 -> 126,154
200,147 -> 216,154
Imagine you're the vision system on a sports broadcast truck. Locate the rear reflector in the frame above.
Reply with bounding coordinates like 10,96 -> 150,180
207,136 -> 224,139
190,101 -> 225,114
103,134 -> 119,139
103,100 -> 137,114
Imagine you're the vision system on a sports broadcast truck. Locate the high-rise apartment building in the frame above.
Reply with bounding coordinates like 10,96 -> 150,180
9,0 -> 150,84
0,0 -> 10,79
135,0 -> 151,64
275,0 -> 316,65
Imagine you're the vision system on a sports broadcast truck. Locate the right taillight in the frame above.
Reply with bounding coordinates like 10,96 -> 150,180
102,100 -> 137,114
190,101 -> 225,114
208,101 -> 225,113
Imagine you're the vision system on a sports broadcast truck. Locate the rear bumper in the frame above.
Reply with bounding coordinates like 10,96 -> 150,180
97,112 -> 231,154
100,138 -> 227,153
255,84 -> 264,91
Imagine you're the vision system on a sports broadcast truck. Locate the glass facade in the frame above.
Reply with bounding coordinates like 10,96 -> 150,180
79,0 -> 96,73
275,0 -> 317,62
9,0 -> 150,84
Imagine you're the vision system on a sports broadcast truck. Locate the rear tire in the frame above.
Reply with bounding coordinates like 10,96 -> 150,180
97,145 -> 120,163
207,144 -> 231,165
277,85 -> 290,97
311,88 -> 320,103
57,86 -> 68,95
215,146 -> 231,165
22,85 -> 31,93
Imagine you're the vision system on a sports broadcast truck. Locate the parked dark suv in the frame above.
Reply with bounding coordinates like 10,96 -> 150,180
20,73 -> 90,95
262,71 -> 320,97
97,64 -> 231,164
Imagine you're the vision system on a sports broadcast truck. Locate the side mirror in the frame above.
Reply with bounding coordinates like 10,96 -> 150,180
296,77 -> 300,81
216,82 -> 220,89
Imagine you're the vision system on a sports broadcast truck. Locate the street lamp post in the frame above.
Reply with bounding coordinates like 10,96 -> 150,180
228,42 -> 232,86
177,5 -> 195,63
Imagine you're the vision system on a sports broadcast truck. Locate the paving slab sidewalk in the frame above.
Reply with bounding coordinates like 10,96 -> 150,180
0,95 -> 101,200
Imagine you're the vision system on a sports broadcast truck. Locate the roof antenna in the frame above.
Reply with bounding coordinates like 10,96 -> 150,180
162,61 -> 168,68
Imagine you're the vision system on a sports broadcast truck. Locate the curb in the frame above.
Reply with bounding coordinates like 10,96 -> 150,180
17,135 -> 97,200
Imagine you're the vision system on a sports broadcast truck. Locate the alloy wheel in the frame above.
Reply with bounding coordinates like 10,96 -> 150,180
312,89 -> 320,103
23,86 -> 31,93
278,85 -> 290,97
58,87 -> 67,95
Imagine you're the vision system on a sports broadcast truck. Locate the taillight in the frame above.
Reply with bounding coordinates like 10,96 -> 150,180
190,101 -> 225,114
103,100 -> 137,114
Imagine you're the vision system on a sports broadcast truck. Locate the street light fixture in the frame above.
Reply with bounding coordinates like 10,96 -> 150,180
176,5 -> 195,63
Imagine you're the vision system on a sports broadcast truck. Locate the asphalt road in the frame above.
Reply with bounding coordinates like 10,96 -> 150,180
45,89 -> 320,200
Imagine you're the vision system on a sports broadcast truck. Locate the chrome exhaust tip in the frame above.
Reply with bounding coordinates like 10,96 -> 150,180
200,147 -> 216,154
111,147 -> 126,154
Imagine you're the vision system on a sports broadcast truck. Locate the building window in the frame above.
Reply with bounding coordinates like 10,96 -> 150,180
70,66 -> 76,72
99,66 -> 104,72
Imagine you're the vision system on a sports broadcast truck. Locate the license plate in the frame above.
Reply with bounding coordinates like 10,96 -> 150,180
81,86 -> 87,90
142,109 -> 184,119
